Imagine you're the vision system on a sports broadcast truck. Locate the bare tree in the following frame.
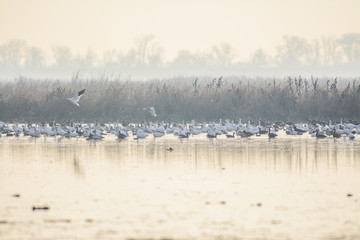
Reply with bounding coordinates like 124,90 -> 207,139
52,46 -> 73,68
25,46 -> 45,69
211,42 -> 236,67
338,33 -> 360,64
147,47 -> 165,68
0,39 -> 27,68
133,34 -> 163,65
276,35 -> 310,66
117,49 -> 137,68
298,36 -> 342,66
251,49 -> 268,67
103,49 -> 117,67
79,49 -> 97,68
170,49 -> 212,73
321,36 -> 342,65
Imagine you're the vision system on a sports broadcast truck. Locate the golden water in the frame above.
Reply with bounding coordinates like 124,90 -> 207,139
0,134 -> 359,240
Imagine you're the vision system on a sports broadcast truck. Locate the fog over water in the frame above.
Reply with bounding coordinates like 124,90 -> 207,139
1,1 -> 360,240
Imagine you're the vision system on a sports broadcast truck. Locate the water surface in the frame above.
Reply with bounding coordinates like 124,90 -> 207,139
0,135 -> 359,240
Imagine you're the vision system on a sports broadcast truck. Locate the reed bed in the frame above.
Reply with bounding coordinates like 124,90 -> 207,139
0,76 -> 359,123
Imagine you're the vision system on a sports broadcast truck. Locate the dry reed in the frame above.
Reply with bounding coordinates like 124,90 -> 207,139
0,76 -> 359,123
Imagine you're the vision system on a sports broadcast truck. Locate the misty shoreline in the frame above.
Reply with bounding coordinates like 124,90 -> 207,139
0,75 -> 359,123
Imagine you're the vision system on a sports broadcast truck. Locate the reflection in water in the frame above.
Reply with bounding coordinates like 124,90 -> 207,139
0,136 -> 359,240
72,154 -> 85,178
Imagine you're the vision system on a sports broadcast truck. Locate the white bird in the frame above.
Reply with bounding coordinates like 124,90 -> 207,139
144,106 -> 157,117
153,130 -> 165,138
190,126 -> 202,135
56,126 -> 67,137
67,89 -> 85,107
135,129 -> 148,139
348,132 -> 355,140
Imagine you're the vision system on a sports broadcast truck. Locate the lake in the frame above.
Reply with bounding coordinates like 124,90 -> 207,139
0,133 -> 359,240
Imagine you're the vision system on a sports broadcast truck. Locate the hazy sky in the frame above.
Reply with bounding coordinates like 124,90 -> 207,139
0,0 -> 359,61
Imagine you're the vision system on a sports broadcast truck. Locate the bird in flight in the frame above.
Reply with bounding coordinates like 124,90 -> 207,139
67,89 -> 85,107
144,106 -> 157,117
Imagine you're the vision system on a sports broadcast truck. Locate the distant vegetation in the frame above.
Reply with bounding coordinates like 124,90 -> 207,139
0,33 -> 360,79
0,75 -> 359,123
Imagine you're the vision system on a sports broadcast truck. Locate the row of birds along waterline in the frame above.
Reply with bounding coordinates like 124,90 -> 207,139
0,119 -> 358,140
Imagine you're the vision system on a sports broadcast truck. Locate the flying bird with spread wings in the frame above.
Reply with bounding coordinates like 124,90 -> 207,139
67,89 -> 85,107
144,106 -> 157,117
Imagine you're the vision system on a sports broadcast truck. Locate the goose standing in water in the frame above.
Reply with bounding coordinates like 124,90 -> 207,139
86,132 -> 104,140
190,126 -> 202,135
356,126 -> 360,134
258,121 -> 268,134
56,126 -> 67,137
207,128 -> 217,138
179,128 -> 190,138
315,129 -> 327,139
153,130 -> 165,138
268,128 -> 278,138
134,129 -> 148,140
67,89 -> 85,107
348,132 -> 355,140
238,130 -> 253,138
117,129 -> 128,140
226,132 -> 235,138
332,128 -> 342,138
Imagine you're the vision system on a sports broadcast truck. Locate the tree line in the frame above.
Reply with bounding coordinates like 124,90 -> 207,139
0,34 -> 360,79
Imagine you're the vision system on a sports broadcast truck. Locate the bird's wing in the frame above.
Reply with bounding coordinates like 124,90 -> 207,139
143,107 -> 157,117
67,97 -> 76,104
71,89 -> 85,102
73,89 -> 85,98
150,107 -> 157,116
78,89 -> 85,96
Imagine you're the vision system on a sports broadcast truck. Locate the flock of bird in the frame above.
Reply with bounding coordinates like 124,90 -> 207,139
0,119 -> 358,141
0,88 -> 359,140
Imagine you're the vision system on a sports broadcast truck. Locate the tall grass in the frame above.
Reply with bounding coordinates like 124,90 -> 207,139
0,76 -> 359,123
